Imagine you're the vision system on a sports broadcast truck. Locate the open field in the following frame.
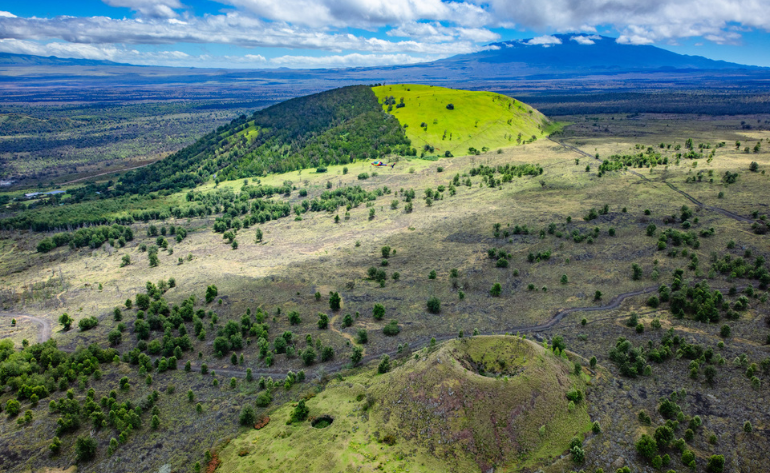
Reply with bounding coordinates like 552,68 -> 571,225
1,107 -> 770,472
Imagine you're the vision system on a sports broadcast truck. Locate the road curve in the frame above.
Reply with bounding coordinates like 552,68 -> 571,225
0,313 -> 52,344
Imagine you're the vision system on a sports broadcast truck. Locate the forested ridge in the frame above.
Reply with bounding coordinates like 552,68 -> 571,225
115,85 -> 411,195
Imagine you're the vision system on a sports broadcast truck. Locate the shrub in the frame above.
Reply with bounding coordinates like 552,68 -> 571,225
381,246 -> 391,258
256,391 -> 272,407
426,297 -> 441,314
373,303 -> 385,320
78,316 -> 98,331
647,296 -> 660,308
490,283 -> 502,297
357,329 -> 368,344
428,270 -> 437,279
321,346 -> 334,361
383,320 -> 400,336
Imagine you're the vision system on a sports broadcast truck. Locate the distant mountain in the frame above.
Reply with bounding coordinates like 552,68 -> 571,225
0,52 -> 128,67
429,34 -> 758,77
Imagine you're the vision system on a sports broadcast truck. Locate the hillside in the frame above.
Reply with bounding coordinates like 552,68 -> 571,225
373,84 -> 550,156
217,336 -> 590,472
115,85 -> 412,195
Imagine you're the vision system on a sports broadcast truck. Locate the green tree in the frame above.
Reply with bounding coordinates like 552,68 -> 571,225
255,227 -> 263,242
594,290 -> 602,301
239,405 -> 256,426
317,313 -> 329,329
561,274 -> 569,285
321,346 -> 334,362
720,324 -> 731,338
329,292 -> 341,311
357,329 -> 368,344
636,434 -> 657,459
381,246 -> 391,258
373,303 -> 385,320
75,436 -> 97,462
490,283 -> 502,297
707,455 -> 725,473
291,399 -> 310,423
5,399 -> 20,417
302,347 -> 316,366
428,270 -> 437,279
632,263 -> 643,280
351,346 -> 363,365
58,313 -> 73,331
378,355 -> 391,374
49,436 -> 62,455
151,414 -> 160,430
426,297 -> 441,314
205,285 -> 218,303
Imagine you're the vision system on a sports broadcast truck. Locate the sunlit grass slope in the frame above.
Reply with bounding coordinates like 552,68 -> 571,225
373,84 -> 551,157
218,336 -> 590,473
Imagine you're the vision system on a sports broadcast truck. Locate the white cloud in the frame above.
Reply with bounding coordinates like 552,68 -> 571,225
387,22 -> 498,43
0,11 -> 16,18
570,35 -> 595,45
0,13 -> 484,56
526,35 -> 562,46
477,0 -> 770,45
0,38 -> 437,68
269,53 -> 431,68
220,0 -> 491,28
102,0 -> 185,19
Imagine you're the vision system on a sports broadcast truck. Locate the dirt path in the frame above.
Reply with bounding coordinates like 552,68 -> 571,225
0,312 -> 52,344
329,314 -> 359,346
186,285 -> 661,379
60,162 -> 153,186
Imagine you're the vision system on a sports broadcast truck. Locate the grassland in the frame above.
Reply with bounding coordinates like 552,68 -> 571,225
373,84 -> 551,156
1,110 -> 770,473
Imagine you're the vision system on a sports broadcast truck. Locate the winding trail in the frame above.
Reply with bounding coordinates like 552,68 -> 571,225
551,138 -> 752,223
0,286 -> 661,379
0,313 -> 52,344
189,285 -> 660,379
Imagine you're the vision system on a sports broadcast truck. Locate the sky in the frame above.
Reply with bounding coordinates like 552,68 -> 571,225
0,0 -> 768,69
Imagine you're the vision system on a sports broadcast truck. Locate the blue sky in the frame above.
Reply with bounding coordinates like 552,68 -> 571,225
0,0 -> 768,68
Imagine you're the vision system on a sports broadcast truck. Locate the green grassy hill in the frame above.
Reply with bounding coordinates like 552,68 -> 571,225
114,85 -> 411,195
373,84 -> 550,157
217,336 -> 590,473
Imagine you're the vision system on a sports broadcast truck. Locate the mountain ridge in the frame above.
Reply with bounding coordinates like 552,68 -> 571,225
0,35 -> 762,74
